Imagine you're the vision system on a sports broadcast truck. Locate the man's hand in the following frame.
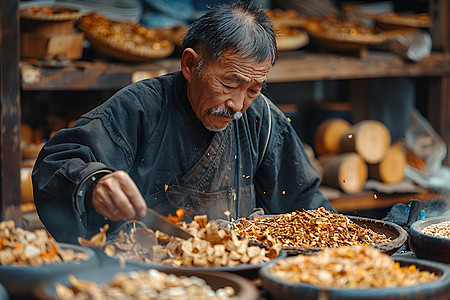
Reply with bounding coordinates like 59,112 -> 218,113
91,170 -> 147,221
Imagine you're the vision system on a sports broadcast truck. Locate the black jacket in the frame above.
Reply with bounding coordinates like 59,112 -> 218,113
32,71 -> 333,243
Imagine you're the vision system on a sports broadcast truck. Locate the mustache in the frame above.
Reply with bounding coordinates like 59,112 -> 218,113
205,106 -> 243,120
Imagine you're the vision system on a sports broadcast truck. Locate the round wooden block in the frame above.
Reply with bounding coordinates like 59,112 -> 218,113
314,118 -> 351,155
339,120 -> 391,164
319,153 -> 368,194
369,143 -> 407,184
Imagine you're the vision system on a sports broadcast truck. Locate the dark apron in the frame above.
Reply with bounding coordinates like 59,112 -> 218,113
149,121 -> 255,222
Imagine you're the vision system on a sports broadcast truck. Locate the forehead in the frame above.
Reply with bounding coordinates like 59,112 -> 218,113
208,49 -> 272,82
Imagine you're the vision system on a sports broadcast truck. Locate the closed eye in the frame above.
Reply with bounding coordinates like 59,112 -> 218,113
222,83 -> 234,89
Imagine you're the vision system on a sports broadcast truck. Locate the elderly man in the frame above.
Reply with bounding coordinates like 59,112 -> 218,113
32,1 -> 334,243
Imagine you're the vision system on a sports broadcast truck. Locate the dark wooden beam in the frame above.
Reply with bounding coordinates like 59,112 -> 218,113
330,189 -> 443,213
20,52 -> 450,91
1,0 -> 22,223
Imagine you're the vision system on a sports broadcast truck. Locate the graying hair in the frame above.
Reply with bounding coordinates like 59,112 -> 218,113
182,0 -> 278,75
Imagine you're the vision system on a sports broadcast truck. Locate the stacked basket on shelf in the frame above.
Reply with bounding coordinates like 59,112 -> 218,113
20,6 -> 84,61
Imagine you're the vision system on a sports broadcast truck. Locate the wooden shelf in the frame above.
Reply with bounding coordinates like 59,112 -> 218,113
269,51 -> 450,82
329,189 -> 443,213
18,50 -> 450,216
20,51 -> 450,91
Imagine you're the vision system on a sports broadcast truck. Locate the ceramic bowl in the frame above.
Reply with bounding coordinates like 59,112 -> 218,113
0,243 -> 98,297
409,216 -> 450,263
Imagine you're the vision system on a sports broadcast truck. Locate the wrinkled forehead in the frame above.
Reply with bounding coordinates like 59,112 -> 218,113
214,48 -> 272,82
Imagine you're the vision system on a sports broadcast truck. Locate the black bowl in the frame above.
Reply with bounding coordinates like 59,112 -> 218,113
260,256 -> 450,300
35,264 -> 259,300
244,215 -> 408,256
128,250 -> 287,279
349,216 -> 408,255
409,216 -> 450,263
94,246 -> 288,280
0,243 -> 98,297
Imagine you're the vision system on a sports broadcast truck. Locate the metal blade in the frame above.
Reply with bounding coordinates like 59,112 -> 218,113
139,207 -> 193,240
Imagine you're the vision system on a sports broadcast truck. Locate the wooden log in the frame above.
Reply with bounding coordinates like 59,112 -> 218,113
314,118 -> 351,155
339,120 -> 391,164
318,153 -> 368,194
21,167 -> 34,204
368,143 -> 407,184
303,143 -> 324,178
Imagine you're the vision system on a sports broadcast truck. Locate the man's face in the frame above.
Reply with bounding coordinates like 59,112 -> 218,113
185,49 -> 272,131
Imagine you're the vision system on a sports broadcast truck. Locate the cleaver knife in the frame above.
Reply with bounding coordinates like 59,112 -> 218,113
139,207 -> 193,240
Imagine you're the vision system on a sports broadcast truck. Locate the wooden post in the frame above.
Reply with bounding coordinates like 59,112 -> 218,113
0,0 -> 22,223
429,0 -> 449,52
428,0 -> 450,166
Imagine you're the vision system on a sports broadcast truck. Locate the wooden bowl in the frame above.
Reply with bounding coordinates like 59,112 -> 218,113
78,13 -> 175,62
276,28 -> 310,52
409,216 -> 450,263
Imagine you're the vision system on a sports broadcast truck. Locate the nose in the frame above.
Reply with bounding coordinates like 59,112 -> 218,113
225,90 -> 246,112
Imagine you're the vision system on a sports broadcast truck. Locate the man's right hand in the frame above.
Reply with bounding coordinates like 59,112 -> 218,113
90,170 -> 147,221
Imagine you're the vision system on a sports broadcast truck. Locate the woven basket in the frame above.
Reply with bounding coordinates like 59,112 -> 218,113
20,6 -> 82,21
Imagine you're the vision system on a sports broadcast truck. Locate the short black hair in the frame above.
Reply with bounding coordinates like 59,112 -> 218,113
182,0 -> 277,66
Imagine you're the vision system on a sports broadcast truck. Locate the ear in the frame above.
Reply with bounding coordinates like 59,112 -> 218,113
181,48 -> 198,82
